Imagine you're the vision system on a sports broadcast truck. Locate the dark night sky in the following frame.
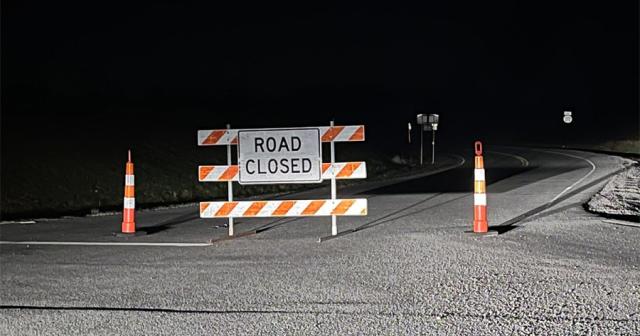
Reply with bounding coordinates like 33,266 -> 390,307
2,1 -> 638,148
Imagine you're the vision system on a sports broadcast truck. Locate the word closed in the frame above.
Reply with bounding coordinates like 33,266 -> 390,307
238,128 -> 322,184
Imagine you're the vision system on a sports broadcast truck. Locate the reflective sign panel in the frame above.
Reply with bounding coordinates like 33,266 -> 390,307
237,128 -> 322,185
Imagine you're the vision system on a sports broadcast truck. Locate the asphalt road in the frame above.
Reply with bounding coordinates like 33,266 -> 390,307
1,146 -> 638,335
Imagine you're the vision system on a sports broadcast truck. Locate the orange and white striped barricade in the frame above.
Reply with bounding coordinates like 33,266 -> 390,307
197,124 -> 367,239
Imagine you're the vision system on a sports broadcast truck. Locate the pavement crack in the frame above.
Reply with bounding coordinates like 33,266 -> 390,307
1,305 -> 637,324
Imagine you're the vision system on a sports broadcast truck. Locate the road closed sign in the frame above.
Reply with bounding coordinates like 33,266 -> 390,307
237,128 -> 322,184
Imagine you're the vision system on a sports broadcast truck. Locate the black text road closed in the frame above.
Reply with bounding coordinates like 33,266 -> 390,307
237,128 -> 322,184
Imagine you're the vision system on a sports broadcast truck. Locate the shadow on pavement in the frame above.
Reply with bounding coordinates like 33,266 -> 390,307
492,165 -> 630,234
364,161 -> 586,196
138,212 -> 200,234
364,167 -> 532,194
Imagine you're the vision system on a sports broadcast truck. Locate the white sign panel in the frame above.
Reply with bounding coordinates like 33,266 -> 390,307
563,111 -> 573,124
238,128 -> 322,185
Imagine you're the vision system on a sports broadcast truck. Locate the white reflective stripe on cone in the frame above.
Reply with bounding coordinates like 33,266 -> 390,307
125,175 -> 135,186
474,169 -> 485,181
473,193 -> 487,206
124,197 -> 136,209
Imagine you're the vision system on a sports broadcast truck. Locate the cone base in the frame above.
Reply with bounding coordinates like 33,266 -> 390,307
113,231 -> 147,237
464,230 -> 498,237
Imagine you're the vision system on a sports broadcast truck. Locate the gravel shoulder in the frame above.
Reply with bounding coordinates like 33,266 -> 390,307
587,163 -> 640,220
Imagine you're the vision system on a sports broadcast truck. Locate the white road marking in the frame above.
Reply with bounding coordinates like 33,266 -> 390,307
537,150 -> 597,202
450,154 -> 467,168
0,221 -> 36,225
488,151 -> 530,167
602,219 -> 640,228
0,241 -> 212,247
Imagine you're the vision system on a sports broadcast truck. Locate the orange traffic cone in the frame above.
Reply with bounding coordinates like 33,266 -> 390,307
121,150 -> 137,234
473,141 -> 489,233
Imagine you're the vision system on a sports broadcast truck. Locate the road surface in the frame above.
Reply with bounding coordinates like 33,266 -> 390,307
1,146 -> 638,335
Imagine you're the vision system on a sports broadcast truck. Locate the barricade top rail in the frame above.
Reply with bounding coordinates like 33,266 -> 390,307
198,125 -> 365,146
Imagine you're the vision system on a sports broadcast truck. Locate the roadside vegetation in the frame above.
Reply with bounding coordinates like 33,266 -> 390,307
1,137 -> 417,220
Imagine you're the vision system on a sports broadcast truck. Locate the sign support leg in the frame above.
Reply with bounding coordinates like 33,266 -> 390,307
330,120 -> 337,236
227,123 -> 234,236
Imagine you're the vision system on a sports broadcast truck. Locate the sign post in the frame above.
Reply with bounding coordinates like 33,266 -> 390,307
562,110 -> 573,148
417,114 -> 425,165
431,128 -> 436,164
420,123 -> 424,165
416,114 -> 439,165
329,121 -> 338,236
227,124 -> 234,236
427,114 -> 439,164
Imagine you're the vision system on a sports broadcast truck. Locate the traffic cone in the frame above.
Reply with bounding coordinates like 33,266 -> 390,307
121,150 -> 137,234
473,141 -> 488,233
